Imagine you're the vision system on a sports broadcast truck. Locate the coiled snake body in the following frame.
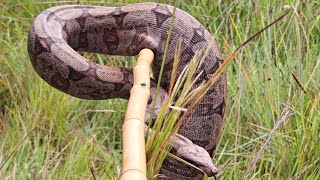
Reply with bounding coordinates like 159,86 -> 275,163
28,3 -> 226,179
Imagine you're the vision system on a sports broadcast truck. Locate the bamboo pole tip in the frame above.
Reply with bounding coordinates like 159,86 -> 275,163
138,49 -> 154,65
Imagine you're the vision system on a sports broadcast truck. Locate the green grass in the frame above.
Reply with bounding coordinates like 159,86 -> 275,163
1,0 -> 319,179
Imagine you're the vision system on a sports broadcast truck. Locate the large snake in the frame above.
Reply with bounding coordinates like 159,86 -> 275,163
27,3 -> 226,179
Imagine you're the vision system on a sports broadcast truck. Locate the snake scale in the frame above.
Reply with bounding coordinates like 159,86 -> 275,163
27,3 -> 226,179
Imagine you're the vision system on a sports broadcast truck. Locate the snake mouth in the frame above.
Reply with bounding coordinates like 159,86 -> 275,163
177,156 -> 219,177
198,165 -> 219,177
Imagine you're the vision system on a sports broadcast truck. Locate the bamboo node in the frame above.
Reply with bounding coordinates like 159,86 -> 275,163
135,64 -> 149,68
132,83 -> 148,88
120,168 -> 146,178
123,118 -> 145,125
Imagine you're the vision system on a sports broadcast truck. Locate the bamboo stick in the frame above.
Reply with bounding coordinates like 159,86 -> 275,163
120,49 -> 154,180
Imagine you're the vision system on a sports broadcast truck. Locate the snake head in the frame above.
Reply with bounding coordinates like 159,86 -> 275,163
145,86 -> 168,124
176,144 -> 219,177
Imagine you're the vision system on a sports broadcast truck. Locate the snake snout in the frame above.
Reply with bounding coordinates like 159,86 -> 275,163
200,166 -> 219,177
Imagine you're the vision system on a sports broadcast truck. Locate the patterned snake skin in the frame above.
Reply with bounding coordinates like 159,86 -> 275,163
27,3 -> 226,179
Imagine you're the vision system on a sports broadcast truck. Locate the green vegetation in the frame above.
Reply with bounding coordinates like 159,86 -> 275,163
0,0 -> 319,179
